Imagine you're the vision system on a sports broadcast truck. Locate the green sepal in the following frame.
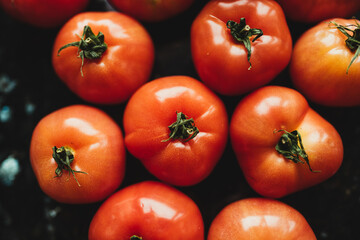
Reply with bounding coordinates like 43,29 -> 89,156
329,19 -> 360,74
275,130 -> 320,173
162,112 -> 199,143
226,18 -> 263,70
52,146 -> 88,186
57,25 -> 108,76
130,236 -> 142,240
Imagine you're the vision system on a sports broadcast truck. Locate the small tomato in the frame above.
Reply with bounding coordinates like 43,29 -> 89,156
208,198 -> 316,240
52,11 -> 154,104
230,86 -> 343,198
30,105 -> 126,203
123,76 -> 228,186
88,181 -> 204,240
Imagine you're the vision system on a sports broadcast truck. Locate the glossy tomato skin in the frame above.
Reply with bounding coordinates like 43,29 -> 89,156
276,0 -> 360,23
291,18 -> 360,106
52,11 -> 154,104
29,105 -> 126,204
191,0 -> 292,96
0,0 -> 88,28
230,86 -> 343,198
107,0 -> 195,22
88,181 -> 204,240
123,76 -> 228,186
207,198 -> 316,240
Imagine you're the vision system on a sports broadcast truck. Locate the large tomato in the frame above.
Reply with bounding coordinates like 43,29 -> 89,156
107,0 -> 195,22
123,76 -> 228,186
230,86 -> 343,198
276,0 -> 360,23
207,198 -> 316,240
52,11 -> 154,104
0,0 -> 88,28
29,105 -> 126,204
88,181 -> 204,240
191,0 -> 292,96
291,18 -> 360,106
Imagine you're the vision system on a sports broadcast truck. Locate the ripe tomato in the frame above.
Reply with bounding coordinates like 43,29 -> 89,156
291,18 -> 360,106
88,181 -> 204,240
52,11 -> 154,104
123,76 -> 228,186
191,0 -> 292,96
0,0 -> 88,28
276,0 -> 360,23
230,86 -> 343,198
207,198 -> 316,240
107,0 -> 195,22
29,105 -> 126,204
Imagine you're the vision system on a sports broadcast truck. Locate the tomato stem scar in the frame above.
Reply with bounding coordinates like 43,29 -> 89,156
226,18 -> 263,70
52,146 -> 88,186
57,25 -> 108,77
162,111 -> 199,142
274,130 -> 320,173
329,18 -> 360,74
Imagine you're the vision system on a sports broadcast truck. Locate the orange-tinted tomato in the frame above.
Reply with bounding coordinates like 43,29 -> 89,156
291,18 -> 360,106
208,198 -> 316,240
276,0 -> 360,23
30,105 -> 126,203
108,0 -> 195,22
0,0 -> 88,28
52,11 -> 154,104
230,86 -> 343,198
191,0 -> 292,96
88,181 -> 204,240
123,76 -> 228,186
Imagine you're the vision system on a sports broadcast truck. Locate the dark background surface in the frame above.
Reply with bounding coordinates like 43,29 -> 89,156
0,0 -> 359,239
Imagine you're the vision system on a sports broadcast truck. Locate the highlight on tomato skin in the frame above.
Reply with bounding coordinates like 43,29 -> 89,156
123,75 -> 229,187
290,17 -> 360,107
207,198 -> 317,240
29,104 -> 126,204
52,11 -> 155,104
88,181 -> 205,240
107,0 -> 195,22
0,0 -> 89,28
230,86 -> 343,198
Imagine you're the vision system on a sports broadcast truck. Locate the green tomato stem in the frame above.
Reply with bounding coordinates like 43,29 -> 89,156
162,112 -> 199,142
130,236 -> 143,240
329,18 -> 360,74
226,18 -> 263,70
57,25 -> 108,77
274,130 -> 320,173
52,146 -> 87,186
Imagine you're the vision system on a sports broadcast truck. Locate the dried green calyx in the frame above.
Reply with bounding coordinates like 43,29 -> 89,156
329,19 -> 360,74
275,130 -> 320,173
227,17 -> 263,70
52,146 -> 87,186
57,25 -> 108,77
162,112 -> 199,142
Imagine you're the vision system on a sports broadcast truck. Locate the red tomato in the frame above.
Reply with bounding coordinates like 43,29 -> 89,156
276,0 -> 360,23
123,76 -> 228,186
52,11 -> 154,104
207,198 -> 316,240
291,18 -> 360,106
230,86 -> 343,198
107,0 -> 195,22
0,0 -> 88,28
88,181 -> 204,240
29,105 -> 126,204
191,0 -> 292,96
